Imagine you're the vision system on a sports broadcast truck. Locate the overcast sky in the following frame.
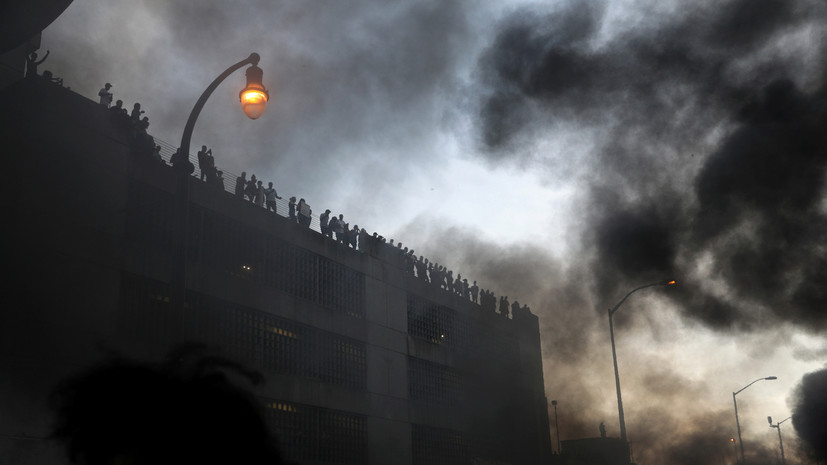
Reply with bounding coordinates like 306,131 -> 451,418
41,1 -> 827,464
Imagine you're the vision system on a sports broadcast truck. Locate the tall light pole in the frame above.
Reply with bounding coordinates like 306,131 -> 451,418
732,376 -> 777,465
768,416 -> 791,465
170,53 -> 269,325
608,279 -> 675,443
552,399 -> 561,454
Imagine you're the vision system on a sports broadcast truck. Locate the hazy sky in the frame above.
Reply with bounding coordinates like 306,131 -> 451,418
40,1 -> 827,464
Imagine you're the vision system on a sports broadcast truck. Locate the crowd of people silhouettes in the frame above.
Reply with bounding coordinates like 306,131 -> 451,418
29,56 -> 530,321
218,160 -> 527,318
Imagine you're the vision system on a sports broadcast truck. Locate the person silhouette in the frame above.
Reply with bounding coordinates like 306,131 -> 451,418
197,146 -> 211,181
320,209 -> 331,236
333,214 -> 345,242
130,103 -> 145,123
264,182 -> 282,213
216,170 -> 225,190
109,99 -> 125,116
599,421 -> 607,438
350,225 -> 359,249
255,181 -> 266,207
25,50 -> 49,77
288,197 -> 297,221
297,199 -> 311,227
50,344 -> 285,465
245,174 -> 258,202
98,83 -> 113,107
235,172 -> 246,197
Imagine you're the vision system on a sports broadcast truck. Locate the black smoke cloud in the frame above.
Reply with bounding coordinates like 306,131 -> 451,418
792,367 -> 827,462
474,0 -> 827,331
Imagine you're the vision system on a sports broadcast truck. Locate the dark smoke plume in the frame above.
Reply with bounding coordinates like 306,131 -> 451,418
474,0 -> 827,331
792,367 -> 827,462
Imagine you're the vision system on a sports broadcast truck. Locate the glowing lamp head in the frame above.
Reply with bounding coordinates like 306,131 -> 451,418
239,64 -> 269,119
667,280 -> 676,285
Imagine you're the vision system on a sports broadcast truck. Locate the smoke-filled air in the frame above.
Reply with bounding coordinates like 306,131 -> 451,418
42,0 -> 826,464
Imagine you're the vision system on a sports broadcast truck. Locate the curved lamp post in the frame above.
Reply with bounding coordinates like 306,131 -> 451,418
170,53 -> 269,324
171,52 -> 269,173
768,416 -> 791,465
732,376 -> 777,464
608,279 -> 675,443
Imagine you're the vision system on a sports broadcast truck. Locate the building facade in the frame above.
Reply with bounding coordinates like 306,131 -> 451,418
0,77 -> 552,465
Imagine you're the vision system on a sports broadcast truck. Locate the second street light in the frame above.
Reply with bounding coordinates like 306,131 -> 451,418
732,376 -> 777,465
608,279 -> 675,444
768,415 -> 791,465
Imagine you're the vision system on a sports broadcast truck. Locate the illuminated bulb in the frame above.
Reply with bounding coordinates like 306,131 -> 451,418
239,64 -> 269,120
240,88 -> 267,119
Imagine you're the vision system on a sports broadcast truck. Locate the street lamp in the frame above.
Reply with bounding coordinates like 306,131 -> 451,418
172,52 -> 269,173
732,376 -> 777,465
551,400 -> 561,454
768,416 -> 791,465
608,279 -> 676,443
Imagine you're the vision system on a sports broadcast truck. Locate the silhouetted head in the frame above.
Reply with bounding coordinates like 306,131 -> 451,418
133,103 -> 140,109
201,145 -> 207,151
339,214 -> 343,220
257,180 -> 262,186
289,196 -> 296,202
268,182 -> 273,188
50,344 -> 284,465
241,171 -> 246,178
325,209 -> 330,214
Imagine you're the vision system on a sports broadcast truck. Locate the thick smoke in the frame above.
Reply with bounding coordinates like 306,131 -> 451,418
474,0 -> 827,331
792,368 -> 827,462
407,2 -> 827,465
